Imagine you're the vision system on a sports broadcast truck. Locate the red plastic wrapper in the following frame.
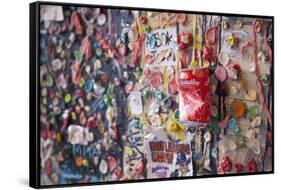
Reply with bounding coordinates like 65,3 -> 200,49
179,67 -> 211,126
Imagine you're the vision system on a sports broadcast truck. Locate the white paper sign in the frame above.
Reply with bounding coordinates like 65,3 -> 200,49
144,28 -> 178,67
144,133 -> 193,178
128,91 -> 143,115
40,5 -> 64,21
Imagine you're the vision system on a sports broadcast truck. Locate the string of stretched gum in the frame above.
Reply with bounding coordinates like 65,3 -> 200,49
80,36 -> 93,61
191,15 -> 197,65
70,12 -> 83,36
241,41 -> 251,59
179,49 -> 188,68
197,16 -> 203,67
205,26 -> 217,46
130,33 -> 146,67
263,24 -> 272,66
252,19 -> 272,128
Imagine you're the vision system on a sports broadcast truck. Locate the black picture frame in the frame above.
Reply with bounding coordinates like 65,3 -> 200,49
30,1 -> 274,188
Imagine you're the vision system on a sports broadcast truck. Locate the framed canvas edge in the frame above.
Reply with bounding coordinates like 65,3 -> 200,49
30,1 -> 41,189
29,1 -> 275,189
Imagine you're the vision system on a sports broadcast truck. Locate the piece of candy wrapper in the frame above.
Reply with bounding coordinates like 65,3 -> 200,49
179,67 -> 211,126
